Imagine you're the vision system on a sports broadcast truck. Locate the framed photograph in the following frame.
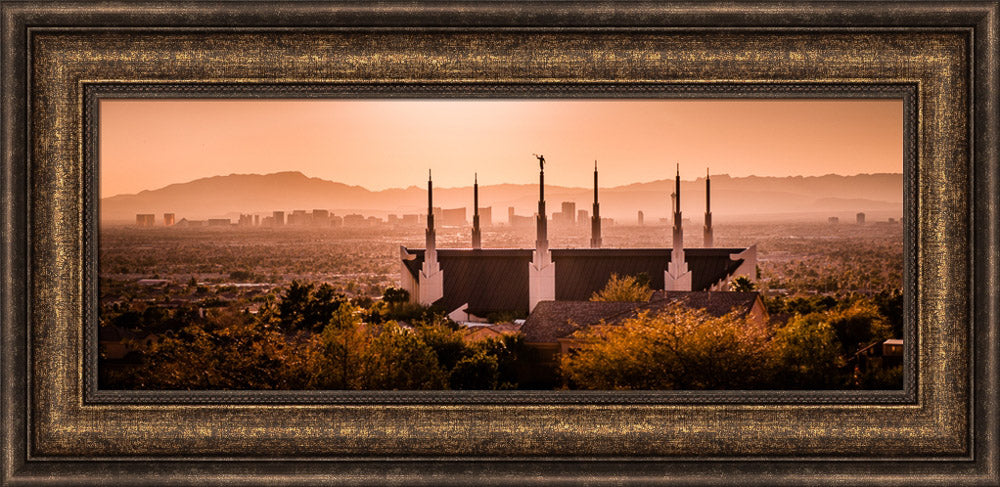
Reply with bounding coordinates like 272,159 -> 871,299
2,1 -> 997,485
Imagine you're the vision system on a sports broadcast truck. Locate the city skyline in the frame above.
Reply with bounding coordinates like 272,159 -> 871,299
100,99 -> 902,198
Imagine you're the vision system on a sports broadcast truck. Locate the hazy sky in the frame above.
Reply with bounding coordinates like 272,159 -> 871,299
100,98 -> 902,198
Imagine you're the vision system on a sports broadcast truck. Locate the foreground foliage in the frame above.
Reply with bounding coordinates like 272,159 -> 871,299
561,304 -> 773,389
561,298 -> 900,390
103,284 -> 525,390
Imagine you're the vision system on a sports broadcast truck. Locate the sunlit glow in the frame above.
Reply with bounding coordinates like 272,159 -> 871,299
100,99 -> 902,197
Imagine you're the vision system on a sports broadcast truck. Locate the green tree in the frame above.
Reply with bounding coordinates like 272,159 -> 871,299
770,312 -> 846,388
827,299 -> 892,354
382,287 -> 410,304
449,349 -> 500,390
359,322 -> 447,390
560,304 -> 773,390
305,304 -> 368,389
273,281 -> 348,332
590,273 -> 653,302
122,309 -> 310,390
729,276 -> 756,292
416,320 -> 468,371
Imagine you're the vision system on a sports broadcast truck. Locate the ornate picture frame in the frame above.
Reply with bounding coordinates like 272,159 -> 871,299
2,1 -> 997,485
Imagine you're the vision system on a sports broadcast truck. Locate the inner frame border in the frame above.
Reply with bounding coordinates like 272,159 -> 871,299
82,81 -> 918,406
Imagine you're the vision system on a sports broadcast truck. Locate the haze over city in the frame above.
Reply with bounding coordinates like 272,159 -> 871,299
100,99 -> 902,198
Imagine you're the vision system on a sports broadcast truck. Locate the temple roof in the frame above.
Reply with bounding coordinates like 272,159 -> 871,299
401,247 -> 747,316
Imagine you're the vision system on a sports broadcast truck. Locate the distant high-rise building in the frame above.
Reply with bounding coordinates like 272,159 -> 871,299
272,211 -> 285,226
312,209 -> 329,225
288,209 -> 310,226
578,209 -> 589,225
507,207 -> 533,227
238,214 -> 253,226
441,208 -> 467,227
330,215 -> 343,227
162,213 -> 175,226
343,214 -> 366,226
207,218 -> 231,227
253,214 -> 259,226
135,214 -> 155,227
402,214 -> 419,226
637,210 -> 644,226
480,206 -> 492,227
828,216 -> 840,224
559,201 -> 576,225
856,212 -> 866,225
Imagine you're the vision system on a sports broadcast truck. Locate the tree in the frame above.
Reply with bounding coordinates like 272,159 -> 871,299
449,349 -> 500,390
560,304 -> 773,390
729,276 -> 756,292
123,309 -> 311,390
272,281 -> 348,332
770,312 -> 847,388
382,287 -> 410,304
305,304 -> 368,389
590,273 -> 653,302
873,289 -> 904,338
826,299 -> 892,355
416,319 -> 468,371
359,322 -> 447,390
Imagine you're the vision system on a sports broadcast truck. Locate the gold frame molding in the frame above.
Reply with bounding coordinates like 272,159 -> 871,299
2,1 -> 998,485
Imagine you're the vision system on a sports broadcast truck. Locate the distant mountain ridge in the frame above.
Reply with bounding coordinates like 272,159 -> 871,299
101,171 -> 903,223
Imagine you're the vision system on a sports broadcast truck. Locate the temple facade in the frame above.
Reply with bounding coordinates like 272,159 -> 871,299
399,159 -> 755,320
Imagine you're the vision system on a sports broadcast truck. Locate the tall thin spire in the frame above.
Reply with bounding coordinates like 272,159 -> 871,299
534,154 -> 548,256
665,164 -> 692,290
528,154 -> 555,312
591,159 -> 602,248
675,163 -> 681,212
703,167 -> 713,248
673,164 -> 683,250
425,169 -> 436,257
472,173 -> 482,249
418,169 -> 444,305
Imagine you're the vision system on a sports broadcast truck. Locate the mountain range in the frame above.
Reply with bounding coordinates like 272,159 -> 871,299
100,171 -> 904,223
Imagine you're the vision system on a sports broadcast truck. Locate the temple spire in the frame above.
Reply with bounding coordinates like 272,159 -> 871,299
703,167 -> 713,248
665,164 -> 691,290
417,168 -> 444,305
471,173 -> 482,249
672,164 -> 682,250
425,169 -> 436,257
590,159 -> 602,248
528,154 -> 555,311
533,154 -> 548,256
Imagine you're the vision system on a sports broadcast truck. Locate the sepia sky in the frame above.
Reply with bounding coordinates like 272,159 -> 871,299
100,98 -> 902,198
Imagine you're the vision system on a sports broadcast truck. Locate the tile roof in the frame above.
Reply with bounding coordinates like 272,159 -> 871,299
650,290 -> 761,319
520,300 -> 643,342
522,291 -> 761,343
401,247 -> 747,316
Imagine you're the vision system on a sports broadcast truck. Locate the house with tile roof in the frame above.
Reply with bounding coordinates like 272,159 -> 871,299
518,291 -> 768,387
